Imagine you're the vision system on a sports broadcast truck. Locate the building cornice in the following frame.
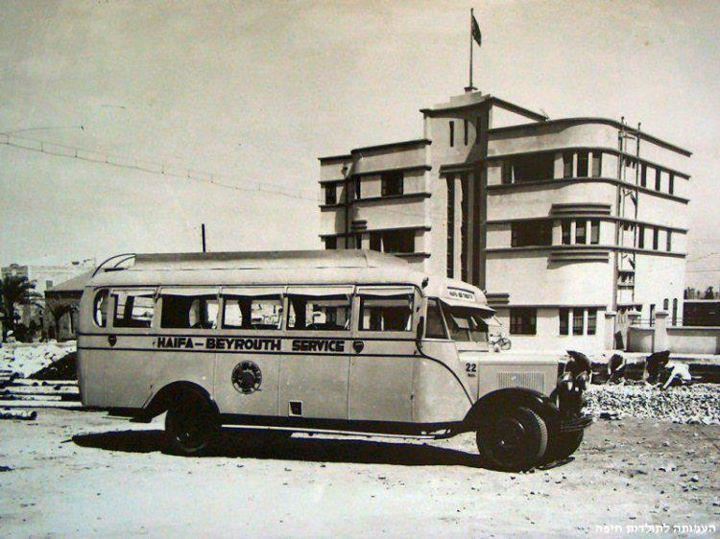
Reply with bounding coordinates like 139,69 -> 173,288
319,192 -> 432,210
421,96 -> 547,123
489,118 -> 692,157
487,177 -> 690,204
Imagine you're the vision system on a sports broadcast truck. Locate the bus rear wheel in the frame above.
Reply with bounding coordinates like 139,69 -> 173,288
476,406 -> 548,472
165,391 -> 219,456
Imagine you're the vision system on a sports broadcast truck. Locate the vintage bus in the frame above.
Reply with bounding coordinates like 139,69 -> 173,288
77,250 -> 591,471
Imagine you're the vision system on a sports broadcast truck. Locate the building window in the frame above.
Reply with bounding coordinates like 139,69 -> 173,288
354,233 -> 363,249
563,152 -> 573,178
638,224 -> 645,249
575,220 -> 587,245
510,308 -> 537,335
561,220 -> 572,245
354,177 -> 361,200
324,237 -> 337,250
510,153 -> 554,183
655,168 -> 662,191
381,230 -> 414,253
559,307 -> 569,335
572,309 -> 584,335
501,162 -> 513,184
463,119 -> 469,145
591,152 -> 602,177
446,177 -> 455,277
668,173 -> 674,195
666,230 -> 672,252
590,220 -> 600,245
511,220 -> 552,247
449,121 -> 455,147
652,227 -> 659,250
640,164 -> 647,187
381,171 -> 404,197
369,231 -> 381,252
576,151 -> 589,177
672,298 -> 678,325
649,303 -> 656,325
45,279 -> 54,290
587,308 -> 597,335
324,184 -> 337,205
475,117 -> 481,145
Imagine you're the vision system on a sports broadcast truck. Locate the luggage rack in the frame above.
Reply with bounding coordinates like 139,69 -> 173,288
91,253 -> 137,277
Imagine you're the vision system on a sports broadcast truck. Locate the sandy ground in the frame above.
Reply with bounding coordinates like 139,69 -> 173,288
0,410 -> 718,538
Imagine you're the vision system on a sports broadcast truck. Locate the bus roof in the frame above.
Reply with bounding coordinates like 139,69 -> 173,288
88,250 -> 490,308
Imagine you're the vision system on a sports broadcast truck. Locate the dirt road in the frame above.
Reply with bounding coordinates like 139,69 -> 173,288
1,409 -> 718,537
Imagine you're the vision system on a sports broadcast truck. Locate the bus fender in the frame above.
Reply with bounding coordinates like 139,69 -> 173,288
141,381 -> 219,420
462,388 -> 561,433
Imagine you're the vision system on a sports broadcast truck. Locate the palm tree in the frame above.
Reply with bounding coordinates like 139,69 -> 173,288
0,275 -> 42,341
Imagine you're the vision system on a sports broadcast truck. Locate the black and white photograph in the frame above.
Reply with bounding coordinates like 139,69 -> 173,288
1,1 -> 718,536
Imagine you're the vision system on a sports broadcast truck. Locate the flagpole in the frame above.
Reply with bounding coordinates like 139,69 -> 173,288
466,8 -> 476,92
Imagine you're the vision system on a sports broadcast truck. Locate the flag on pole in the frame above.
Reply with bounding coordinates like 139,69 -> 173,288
471,13 -> 482,47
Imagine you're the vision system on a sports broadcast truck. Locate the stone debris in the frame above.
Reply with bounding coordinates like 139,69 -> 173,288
585,384 -> 720,425
0,343 -> 76,379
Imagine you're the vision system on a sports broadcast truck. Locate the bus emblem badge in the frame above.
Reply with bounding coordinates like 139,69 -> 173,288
232,361 -> 262,394
108,335 -> 117,347
353,340 -> 364,354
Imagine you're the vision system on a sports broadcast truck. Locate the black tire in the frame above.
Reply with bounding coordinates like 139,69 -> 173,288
165,390 -> 219,456
546,430 -> 584,462
476,406 -> 548,472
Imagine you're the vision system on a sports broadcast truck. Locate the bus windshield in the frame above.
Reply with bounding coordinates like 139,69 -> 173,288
442,304 -> 489,343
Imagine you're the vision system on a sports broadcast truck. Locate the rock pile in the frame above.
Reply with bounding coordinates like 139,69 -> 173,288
0,342 -> 77,379
585,383 -> 720,425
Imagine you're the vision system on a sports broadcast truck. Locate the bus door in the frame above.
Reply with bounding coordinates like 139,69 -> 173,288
104,287 -> 158,407
280,286 -> 353,420
153,287 -> 219,404
213,287 -> 283,417
348,286 -> 416,422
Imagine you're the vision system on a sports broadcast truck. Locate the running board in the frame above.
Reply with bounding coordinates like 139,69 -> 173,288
220,423 -> 454,440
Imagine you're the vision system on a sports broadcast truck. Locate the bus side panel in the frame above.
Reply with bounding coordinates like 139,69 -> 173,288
413,342 -> 471,424
279,355 -> 349,419
214,353 -> 279,416
142,350 -> 215,408
348,341 -> 415,422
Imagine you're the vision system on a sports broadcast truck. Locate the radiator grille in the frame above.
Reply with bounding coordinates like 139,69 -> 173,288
497,371 -> 545,393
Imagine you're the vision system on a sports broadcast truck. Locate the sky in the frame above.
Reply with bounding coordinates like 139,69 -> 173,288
1,0 -> 719,288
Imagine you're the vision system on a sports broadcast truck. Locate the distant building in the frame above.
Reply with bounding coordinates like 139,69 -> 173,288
318,90 -> 691,351
2,259 -> 95,337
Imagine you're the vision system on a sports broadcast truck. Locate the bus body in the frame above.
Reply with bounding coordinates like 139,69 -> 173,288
78,250 -> 591,470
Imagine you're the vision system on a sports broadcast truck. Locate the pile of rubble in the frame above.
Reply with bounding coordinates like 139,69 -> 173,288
0,342 -> 77,379
585,383 -> 720,425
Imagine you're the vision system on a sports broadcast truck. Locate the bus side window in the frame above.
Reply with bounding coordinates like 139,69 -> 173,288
161,295 -> 218,329
359,295 -> 413,331
93,289 -> 109,327
222,295 -> 282,330
287,295 -> 351,331
113,290 -> 155,328
425,299 -> 448,339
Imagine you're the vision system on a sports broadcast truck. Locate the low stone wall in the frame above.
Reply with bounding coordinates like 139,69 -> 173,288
627,311 -> 720,354
667,326 -> 720,355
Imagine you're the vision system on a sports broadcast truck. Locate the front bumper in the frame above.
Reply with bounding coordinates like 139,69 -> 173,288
559,413 -> 593,433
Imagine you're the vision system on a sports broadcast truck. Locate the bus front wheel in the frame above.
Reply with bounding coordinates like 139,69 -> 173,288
476,406 -> 548,472
165,390 -> 219,456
